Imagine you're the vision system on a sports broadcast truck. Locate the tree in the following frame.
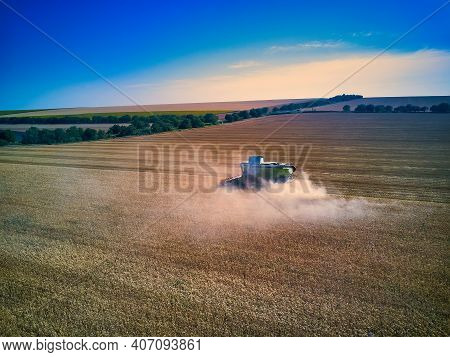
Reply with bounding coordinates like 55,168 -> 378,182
97,130 -> 106,139
131,116 -> 150,129
151,121 -> 164,133
225,113 -> 240,122
354,104 -> 367,112
238,110 -> 250,119
108,124 -> 122,136
190,116 -> 205,128
0,129 -> 16,143
249,108 -> 262,117
343,105 -> 350,112
22,127 -> 40,144
38,129 -> 56,144
54,128 -> 67,143
203,113 -> 218,125
178,118 -> 192,129
150,117 -> 174,133
430,103 -> 450,113
119,125 -> 135,136
365,104 -> 375,113
119,115 -> 131,122
329,94 -> 363,103
139,127 -> 152,135
82,128 -> 98,141
65,126 -> 83,142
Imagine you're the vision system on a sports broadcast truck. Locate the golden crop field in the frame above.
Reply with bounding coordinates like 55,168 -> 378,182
4,98 -> 312,118
0,112 -> 449,336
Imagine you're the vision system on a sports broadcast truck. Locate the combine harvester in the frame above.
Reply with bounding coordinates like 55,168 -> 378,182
221,155 -> 297,190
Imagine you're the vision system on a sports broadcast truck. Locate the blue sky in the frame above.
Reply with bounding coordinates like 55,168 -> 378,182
0,0 -> 449,109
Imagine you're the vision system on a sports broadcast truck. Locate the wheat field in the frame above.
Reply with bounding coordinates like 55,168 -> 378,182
0,113 -> 448,336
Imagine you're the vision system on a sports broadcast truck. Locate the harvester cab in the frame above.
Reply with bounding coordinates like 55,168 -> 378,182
220,155 -> 296,190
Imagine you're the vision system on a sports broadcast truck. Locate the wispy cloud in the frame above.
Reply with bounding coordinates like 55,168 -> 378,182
147,50 -> 450,103
228,60 -> 262,69
268,40 -> 344,53
35,49 -> 450,107
351,31 -> 374,37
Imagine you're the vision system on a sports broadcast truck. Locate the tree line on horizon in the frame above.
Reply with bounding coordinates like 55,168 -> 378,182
0,113 -> 218,146
2,99 -> 449,146
224,107 -> 270,122
343,102 -> 450,113
272,94 -> 363,113
223,94 -> 364,122
0,114 -> 131,125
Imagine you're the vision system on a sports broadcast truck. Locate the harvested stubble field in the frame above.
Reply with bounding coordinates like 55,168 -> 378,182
4,98 -> 311,118
0,112 -> 449,336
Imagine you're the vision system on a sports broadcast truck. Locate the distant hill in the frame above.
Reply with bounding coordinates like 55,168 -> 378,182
3,98 -> 313,118
5,96 -> 449,118
309,96 -> 450,111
